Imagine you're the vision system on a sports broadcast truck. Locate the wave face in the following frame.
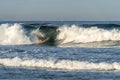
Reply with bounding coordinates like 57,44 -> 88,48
57,25 -> 120,44
0,57 -> 120,71
1,23 -> 120,46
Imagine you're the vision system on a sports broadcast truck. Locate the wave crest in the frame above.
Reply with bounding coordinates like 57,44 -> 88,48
57,25 -> 120,44
0,23 -> 32,45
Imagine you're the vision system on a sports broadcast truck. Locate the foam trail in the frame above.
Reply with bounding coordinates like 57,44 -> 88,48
57,25 -> 120,44
0,23 -> 33,45
0,57 -> 120,71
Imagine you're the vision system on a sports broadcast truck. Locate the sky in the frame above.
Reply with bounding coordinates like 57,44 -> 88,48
0,0 -> 120,21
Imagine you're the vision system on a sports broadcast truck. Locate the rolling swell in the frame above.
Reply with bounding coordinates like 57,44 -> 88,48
82,24 -> 120,29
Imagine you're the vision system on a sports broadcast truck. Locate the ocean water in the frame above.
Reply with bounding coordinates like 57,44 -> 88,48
0,21 -> 120,80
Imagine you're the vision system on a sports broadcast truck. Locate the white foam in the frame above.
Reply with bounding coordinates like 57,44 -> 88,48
0,23 -> 34,45
57,25 -> 120,44
31,28 -> 45,38
0,57 -> 120,71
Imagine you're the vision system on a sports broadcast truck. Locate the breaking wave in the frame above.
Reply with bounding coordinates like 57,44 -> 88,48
57,25 -> 120,44
0,57 -> 120,71
0,23 -> 38,45
1,23 -> 120,46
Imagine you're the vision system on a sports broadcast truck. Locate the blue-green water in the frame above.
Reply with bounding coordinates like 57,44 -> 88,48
0,21 -> 120,80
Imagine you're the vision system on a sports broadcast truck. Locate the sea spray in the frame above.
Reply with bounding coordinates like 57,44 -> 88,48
57,25 -> 120,44
1,23 -> 120,45
0,23 -> 37,45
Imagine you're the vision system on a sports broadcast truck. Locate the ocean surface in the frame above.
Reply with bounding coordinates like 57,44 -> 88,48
0,21 -> 120,80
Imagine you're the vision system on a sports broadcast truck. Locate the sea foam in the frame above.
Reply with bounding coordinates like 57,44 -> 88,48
0,57 -> 120,71
57,25 -> 120,44
0,23 -> 35,45
1,23 -> 120,45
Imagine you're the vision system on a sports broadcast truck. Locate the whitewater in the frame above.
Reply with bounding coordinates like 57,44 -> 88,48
1,57 -> 120,71
1,21 -> 120,80
1,23 -> 120,46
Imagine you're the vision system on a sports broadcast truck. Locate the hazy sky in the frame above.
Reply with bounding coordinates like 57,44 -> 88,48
0,0 -> 120,21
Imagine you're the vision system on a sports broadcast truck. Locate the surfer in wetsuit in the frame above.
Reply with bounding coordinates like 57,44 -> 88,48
37,35 -> 44,44
34,26 -> 58,45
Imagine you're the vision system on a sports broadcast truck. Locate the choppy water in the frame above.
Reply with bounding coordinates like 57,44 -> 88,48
1,21 -> 120,80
